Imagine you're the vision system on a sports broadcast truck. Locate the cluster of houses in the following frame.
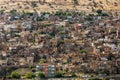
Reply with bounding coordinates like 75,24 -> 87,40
0,10 -> 120,78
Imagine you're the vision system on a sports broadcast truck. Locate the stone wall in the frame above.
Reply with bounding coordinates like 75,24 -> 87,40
0,0 -> 73,2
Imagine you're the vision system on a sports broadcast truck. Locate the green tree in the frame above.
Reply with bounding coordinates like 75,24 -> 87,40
101,13 -> 109,16
37,72 -> 45,78
96,9 -> 102,14
25,72 -> 36,79
55,71 -> 63,78
71,73 -> 77,77
29,65 -> 34,69
0,10 -> 5,14
37,17 -> 44,21
89,78 -> 102,80
31,2 -> 37,7
80,50 -> 87,54
9,72 -> 21,79
65,12 -> 72,16
74,0 -> 79,5
10,9 -> 17,14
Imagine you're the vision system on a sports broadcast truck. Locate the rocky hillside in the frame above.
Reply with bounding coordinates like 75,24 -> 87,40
0,0 -> 120,13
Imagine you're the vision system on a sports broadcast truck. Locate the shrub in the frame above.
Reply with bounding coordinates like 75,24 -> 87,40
74,0 -> 79,5
9,72 -> 21,79
96,9 -> 102,14
25,72 -> 36,79
80,50 -> 87,54
55,71 -> 63,78
89,78 -> 102,80
37,72 -> 45,78
71,73 -> 77,77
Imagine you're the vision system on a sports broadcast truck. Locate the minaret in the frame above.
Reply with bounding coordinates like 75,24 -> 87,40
91,42 -> 97,54
116,30 -> 118,38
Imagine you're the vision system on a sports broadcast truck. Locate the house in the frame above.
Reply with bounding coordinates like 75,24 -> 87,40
0,60 -> 8,66
27,57 -> 34,65
19,58 -> 26,65
4,24 -> 17,32
36,64 -> 56,78
116,59 -> 120,66
44,14 -> 50,19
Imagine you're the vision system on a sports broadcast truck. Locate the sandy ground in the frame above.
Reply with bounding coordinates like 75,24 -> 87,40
0,0 -> 120,13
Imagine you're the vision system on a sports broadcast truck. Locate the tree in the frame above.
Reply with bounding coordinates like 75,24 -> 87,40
101,13 -> 109,16
10,9 -> 17,14
89,78 -> 102,80
55,71 -> 63,78
85,16 -> 93,21
74,0 -> 79,5
107,53 -> 114,60
29,65 -> 34,69
96,9 -> 102,15
9,72 -> 21,79
55,11 -> 63,16
71,73 -> 77,77
25,72 -> 36,79
31,2 -> 37,7
37,72 -> 45,78
67,12 -> 72,16
37,17 -> 44,21
80,50 -> 87,54
0,10 -> 5,14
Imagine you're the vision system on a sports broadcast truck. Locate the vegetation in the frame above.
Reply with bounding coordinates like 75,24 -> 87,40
37,72 -> 45,78
39,60 -> 47,64
71,73 -> 77,77
55,11 -> 73,16
29,39 -> 35,44
55,71 -> 64,78
37,17 -> 44,21
80,50 -> 87,54
96,9 -> 109,16
10,9 -> 17,14
73,0 -> 79,5
31,2 -> 37,7
101,13 -> 109,16
0,9 -> 5,14
8,72 -> 21,79
25,72 -> 36,79
89,78 -> 102,80
85,16 -> 93,21
29,65 -> 34,69
41,12 -> 50,15
96,9 -> 102,15
15,34 -> 20,37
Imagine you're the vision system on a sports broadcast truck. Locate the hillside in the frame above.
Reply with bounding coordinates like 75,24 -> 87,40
0,0 -> 120,13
